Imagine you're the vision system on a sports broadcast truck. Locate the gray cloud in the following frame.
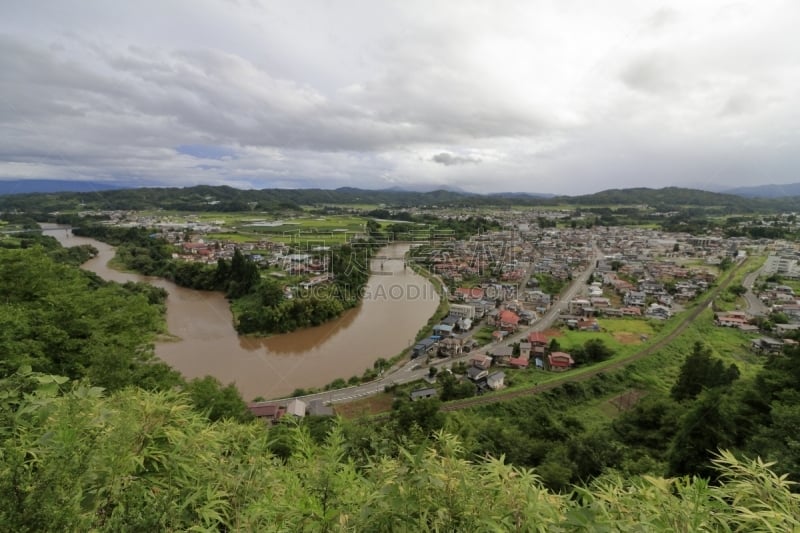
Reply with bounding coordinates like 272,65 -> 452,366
0,1 -> 798,193
431,152 -> 482,166
619,53 -> 679,95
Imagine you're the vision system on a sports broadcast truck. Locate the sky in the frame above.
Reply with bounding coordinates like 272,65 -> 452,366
1,0 -> 798,194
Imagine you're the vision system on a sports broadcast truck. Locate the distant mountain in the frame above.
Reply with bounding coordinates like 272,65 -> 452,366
724,183 -> 800,198
488,191 -> 556,199
376,185 -> 475,194
2,183 -> 798,213
0,179 -> 121,195
562,186 -> 753,208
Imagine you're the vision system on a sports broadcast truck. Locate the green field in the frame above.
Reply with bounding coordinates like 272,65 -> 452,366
557,318 -> 658,357
193,214 -> 369,246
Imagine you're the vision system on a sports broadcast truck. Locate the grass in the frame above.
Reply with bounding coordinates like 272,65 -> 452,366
556,318 -> 658,358
473,326 -> 495,345
198,214 -> 370,246
334,392 -> 395,419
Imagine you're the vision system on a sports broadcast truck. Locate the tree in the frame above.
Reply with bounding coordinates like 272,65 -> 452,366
582,339 -> 613,363
391,397 -> 445,436
439,371 -> 475,401
667,388 -> 737,478
184,376 -> 251,422
671,342 -> 740,402
728,284 -> 747,297
259,278 -> 284,306
365,219 -> 381,238
2,374 -> 800,531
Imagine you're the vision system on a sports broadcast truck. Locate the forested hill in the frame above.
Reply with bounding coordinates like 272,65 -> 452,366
566,186 -> 759,208
1,183 -> 799,212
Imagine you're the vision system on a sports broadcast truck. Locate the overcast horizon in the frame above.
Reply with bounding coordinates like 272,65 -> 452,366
1,1 -> 798,194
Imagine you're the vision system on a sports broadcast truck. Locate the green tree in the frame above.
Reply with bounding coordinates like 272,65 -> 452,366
667,388 -> 737,479
671,342 -> 740,401
184,375 -> 251,422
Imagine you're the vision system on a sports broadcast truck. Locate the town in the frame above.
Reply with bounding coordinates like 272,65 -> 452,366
56,205 -> 793,423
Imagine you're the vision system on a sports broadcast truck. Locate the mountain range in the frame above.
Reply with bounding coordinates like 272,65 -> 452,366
0,179 -> 121,195
0,179 -> 797,200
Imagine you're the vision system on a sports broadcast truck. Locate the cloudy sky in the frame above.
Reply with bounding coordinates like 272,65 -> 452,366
1,1 -> 798,194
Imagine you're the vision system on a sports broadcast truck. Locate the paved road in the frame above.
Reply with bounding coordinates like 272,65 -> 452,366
742,268 -> 769,316
257,243 -> 601,407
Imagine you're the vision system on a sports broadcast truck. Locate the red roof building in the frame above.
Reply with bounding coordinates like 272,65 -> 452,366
455,287 -> 485,300
499,310 -> 520,331
548,352 -> 575,371
508,357 -> 530,369
247,403 -> 286,423
527,332 -> 549,346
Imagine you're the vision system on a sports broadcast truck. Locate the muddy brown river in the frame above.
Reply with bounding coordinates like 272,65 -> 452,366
43,226 -> 439,400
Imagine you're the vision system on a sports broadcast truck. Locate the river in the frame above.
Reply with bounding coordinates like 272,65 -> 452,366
42,225 -> 439,400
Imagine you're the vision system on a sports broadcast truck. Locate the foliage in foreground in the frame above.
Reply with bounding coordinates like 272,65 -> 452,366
1,371 -> 798,532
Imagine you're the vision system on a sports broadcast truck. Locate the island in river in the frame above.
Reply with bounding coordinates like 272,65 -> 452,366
43,225 -> 439,400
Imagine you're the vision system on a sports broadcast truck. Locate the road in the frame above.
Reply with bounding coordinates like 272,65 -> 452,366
257,243 -> 602,407
742,268 -> 769,316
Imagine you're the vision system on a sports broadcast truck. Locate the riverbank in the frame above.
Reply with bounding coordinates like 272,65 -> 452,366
43,225 -> 439,400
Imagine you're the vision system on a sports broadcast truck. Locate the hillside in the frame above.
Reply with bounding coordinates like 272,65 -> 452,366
1,183 -> 798,213
725,182 -> 800,198
2,372 -> 798,531
0,179 -> 121,195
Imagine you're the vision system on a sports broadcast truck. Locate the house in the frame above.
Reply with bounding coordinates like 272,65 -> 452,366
577,318 -> 600,331
715,312 -> 751,328
457,317 -> 473,331
624,291 -> 647,307
646,303 -> 671,320
441,315 -> 460,327
527,332 -> 549,346
487,371 -> 506,390
620,306 -> 642,317
285,398 -> 306,418
433,324 -> 454,338
490,345 -> 514,365
775,323 -> 800,337
410,387 -> 438,401
413,338 -> 437,358
455,287 -> 485,301
469,354 -> 493,370
247,403 -> 285,424
508,357 -> 530,369
569,299 -> 591,314
467,366 -> 489,381
449,304 -> 476,320
751,337 -> 784,354
519,310 -> 536,324
438,337 -> 462,357
548,352 -> 575,372
518,342 -> 532,359
499,310 -> 521,331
